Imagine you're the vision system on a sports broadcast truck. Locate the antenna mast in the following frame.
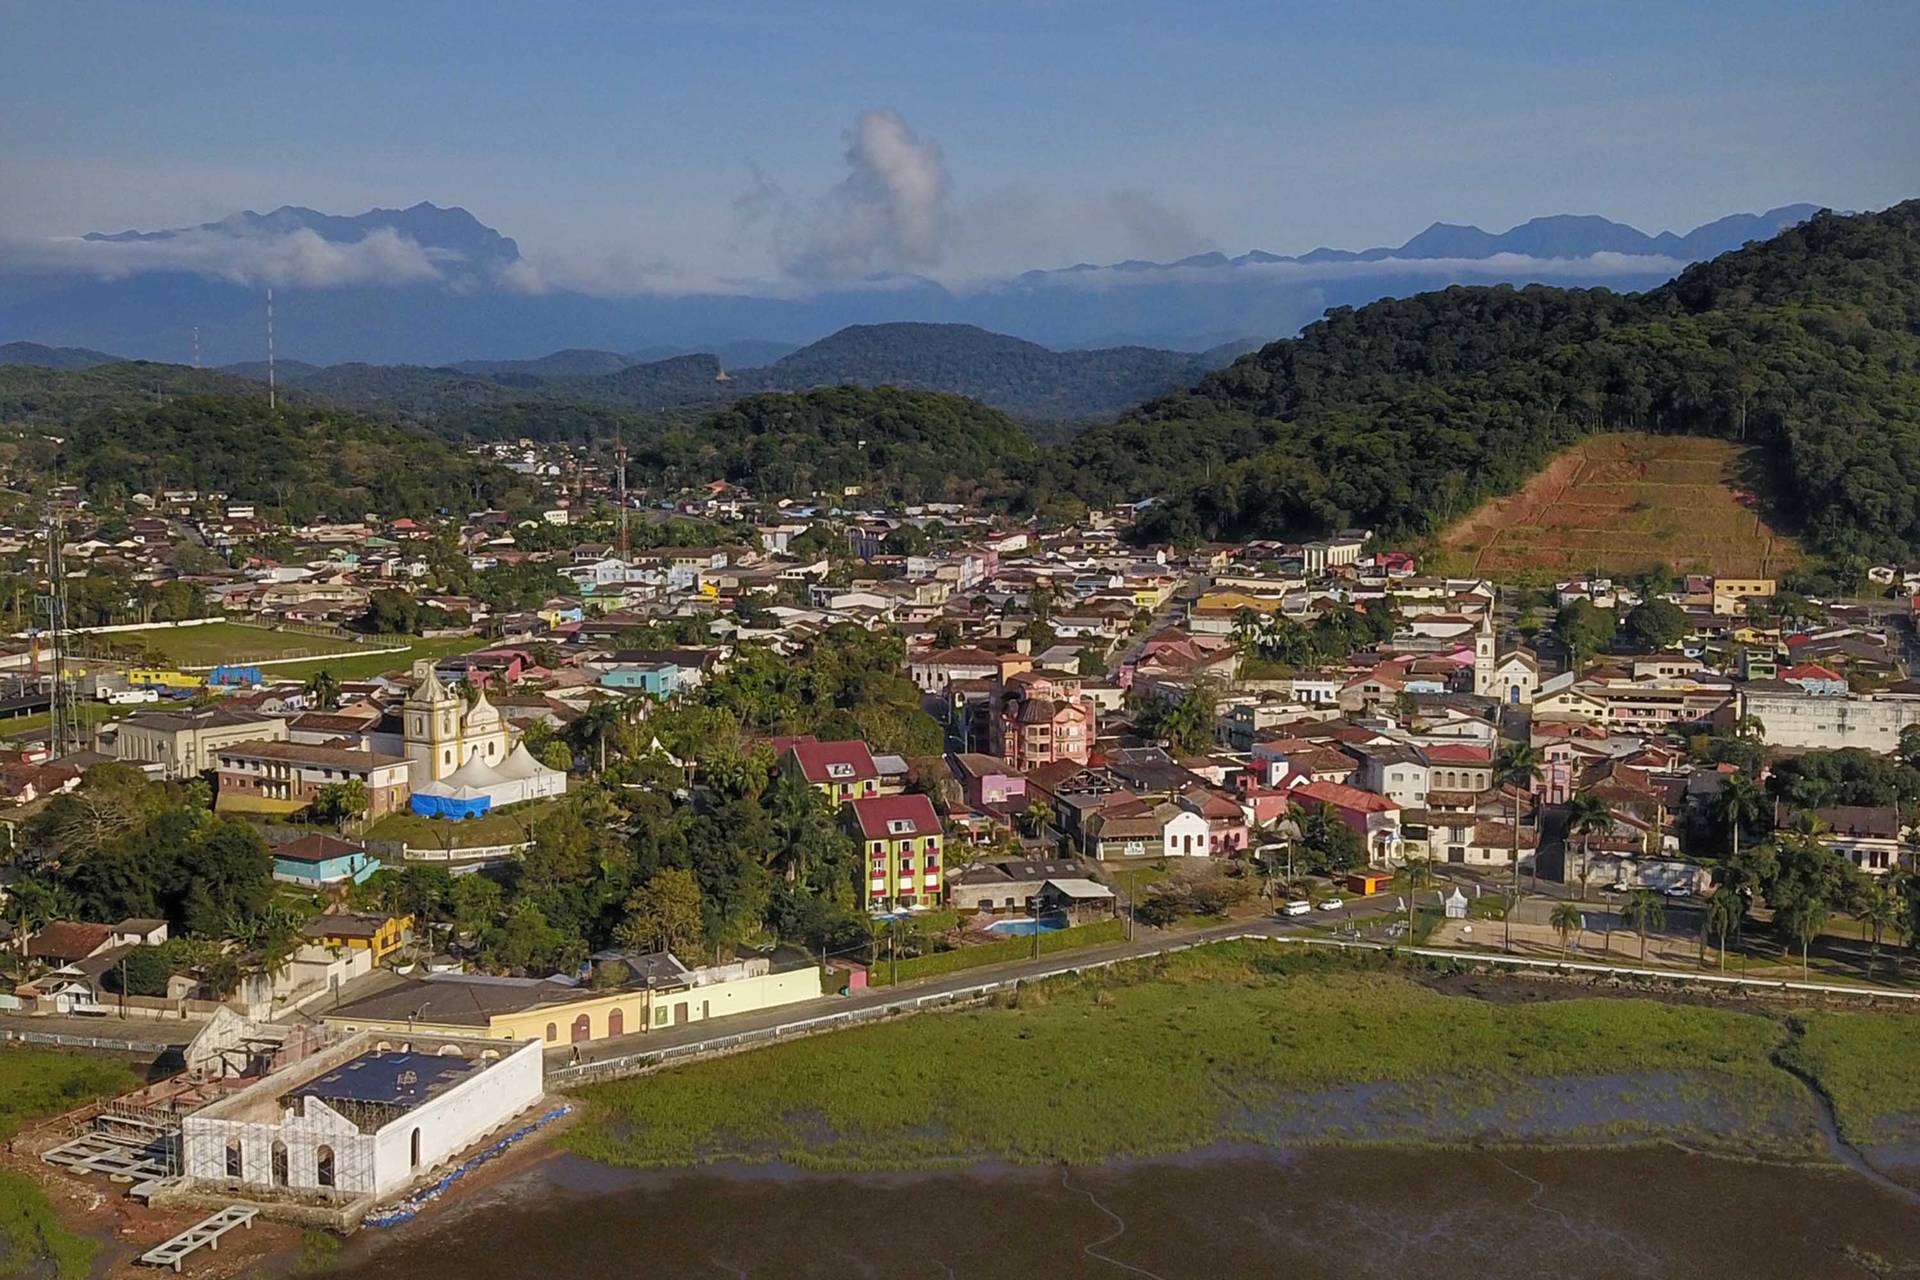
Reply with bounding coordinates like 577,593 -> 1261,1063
191,325 -> 200,370
40,509 -> 79,757
615,427 -> 629,558
266,288 -> 276,410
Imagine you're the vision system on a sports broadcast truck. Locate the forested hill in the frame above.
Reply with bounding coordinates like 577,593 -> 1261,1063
740,323 -> 1219,420
54,397 -> 531,521
1056,200 -> 1920,559
183,323 -> 1225,425
628,386 -> 1036,505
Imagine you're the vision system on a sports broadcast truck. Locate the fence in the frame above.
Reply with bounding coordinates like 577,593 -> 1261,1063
0,1026 -> 184,1053
547,928 -> 1920,1089
870,918 -> 1128,986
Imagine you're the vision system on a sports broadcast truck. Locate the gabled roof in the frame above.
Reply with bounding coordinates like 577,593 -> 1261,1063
274,833 -> 366,863
1293,779 -> 1399,813
787,738 -> 878,784
846,792 -> 941,839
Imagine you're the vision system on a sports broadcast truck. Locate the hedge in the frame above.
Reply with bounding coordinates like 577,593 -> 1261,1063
871,917 -> 1128,986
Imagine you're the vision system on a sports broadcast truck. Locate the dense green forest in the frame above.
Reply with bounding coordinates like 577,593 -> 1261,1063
111,323 -> 1221,425
1057,200 -> 1920,557
623,386 -> 1036,503
54,397 -> 531,521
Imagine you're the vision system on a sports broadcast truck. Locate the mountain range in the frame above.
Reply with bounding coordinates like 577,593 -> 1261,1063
0,201 -> 1823,368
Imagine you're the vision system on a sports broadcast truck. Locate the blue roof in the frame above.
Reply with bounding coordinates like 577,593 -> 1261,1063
290,1050 -> 477,1109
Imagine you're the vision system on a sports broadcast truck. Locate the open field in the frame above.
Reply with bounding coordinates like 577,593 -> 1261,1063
76,620 -> 373,666
568,944 -> 1845,1171
263,633 -> 480,682
1440,433 -> 1799,579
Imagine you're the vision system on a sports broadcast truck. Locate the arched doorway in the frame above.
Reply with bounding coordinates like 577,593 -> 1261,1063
315,1145 -> 335,1189
271,1140 -> 289,1187
224,1139 -> 243,1180
571,1013 -> 591,1043
607,1007 -> 623,1037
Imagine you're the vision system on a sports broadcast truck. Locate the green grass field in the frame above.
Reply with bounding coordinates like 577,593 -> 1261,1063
0,1047 -> 142,1280
569,944 -> 1804,1170
88,620 -> 370,666
265,633 -> 479,682
363,794 -> 566,849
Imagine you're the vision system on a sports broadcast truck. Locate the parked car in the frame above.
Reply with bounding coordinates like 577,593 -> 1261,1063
1281,900 -> 1313,917
1604,881 -> 1632,894
1663,884 -> 1694,899
1317,897 -> 1345,912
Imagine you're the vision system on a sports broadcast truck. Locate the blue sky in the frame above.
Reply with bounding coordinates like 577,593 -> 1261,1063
3,0 -> 1916,282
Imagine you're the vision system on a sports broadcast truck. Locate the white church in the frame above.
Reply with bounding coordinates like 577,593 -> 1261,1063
400,664 -> 567,818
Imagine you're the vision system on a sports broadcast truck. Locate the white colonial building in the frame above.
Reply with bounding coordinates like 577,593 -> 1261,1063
182,1032 -> 542,1202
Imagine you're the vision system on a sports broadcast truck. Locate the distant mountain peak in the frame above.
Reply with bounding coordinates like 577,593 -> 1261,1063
83,202 -> 521,270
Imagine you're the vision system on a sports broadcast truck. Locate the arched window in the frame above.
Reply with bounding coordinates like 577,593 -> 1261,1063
545,1022 -> 557,1042
315,1145 -> 335,1189
224,1139 -> 243,1180
271,1140 -> 289,1187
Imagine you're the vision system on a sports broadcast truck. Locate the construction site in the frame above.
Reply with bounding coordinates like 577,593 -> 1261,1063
13,1013 -> 556,1270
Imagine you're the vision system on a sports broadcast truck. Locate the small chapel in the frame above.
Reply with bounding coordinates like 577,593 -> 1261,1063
402,663 -> 512,786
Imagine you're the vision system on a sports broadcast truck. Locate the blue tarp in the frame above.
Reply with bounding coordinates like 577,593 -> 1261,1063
409,793 -> 492,818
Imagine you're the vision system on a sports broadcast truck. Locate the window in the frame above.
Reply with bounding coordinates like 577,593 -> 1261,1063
888,819 -> 914,835
224,1139 -> 243,1180
316,1145 -> 335,1189
271,1140 -> 289,1187
545,1022 -> 557,1042
826,762 -> 854,779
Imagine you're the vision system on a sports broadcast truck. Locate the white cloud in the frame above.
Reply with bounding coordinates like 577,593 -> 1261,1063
1,226 -> 448,289
777,108 -> 953,280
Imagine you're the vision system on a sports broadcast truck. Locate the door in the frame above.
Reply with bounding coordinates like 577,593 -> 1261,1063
607,1007 -> 623,1038
571,1013 -> 591,1043
674,1002 -> 689,1025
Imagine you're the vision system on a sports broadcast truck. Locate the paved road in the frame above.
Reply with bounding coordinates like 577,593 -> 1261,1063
558,887 -> 1412,1067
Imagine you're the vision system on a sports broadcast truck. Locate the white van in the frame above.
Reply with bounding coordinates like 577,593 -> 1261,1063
1281,900 -> 1313,917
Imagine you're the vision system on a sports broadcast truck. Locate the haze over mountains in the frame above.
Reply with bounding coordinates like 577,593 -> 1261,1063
0,201 -> 1823,369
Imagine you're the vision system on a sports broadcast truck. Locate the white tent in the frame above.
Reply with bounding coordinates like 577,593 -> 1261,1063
410,743 -> 567,815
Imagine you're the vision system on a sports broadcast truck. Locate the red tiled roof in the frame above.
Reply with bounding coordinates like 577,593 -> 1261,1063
1424,742 -> 1492,764
786,738 -> 878,784
26,921 -> 114,961
1292,780 -> 1399,814
847,792 -> 941,839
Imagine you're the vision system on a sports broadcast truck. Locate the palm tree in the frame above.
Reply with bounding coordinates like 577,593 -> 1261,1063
304,668 -> 342,711
1702,887 -> 1743,973
1620,889 -> 1666,962
1709,771 -> 1766,863
1857,883 -> 1897,979
1565,791 -> 1612,900
1493,740 -> 1544,948
578,697 -> 625,774
1549,900 -> 1583,961
1779,895 -> 1832,980
1403,857 -> 1432,937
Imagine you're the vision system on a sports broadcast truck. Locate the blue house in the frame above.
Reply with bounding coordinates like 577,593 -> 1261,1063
598,662 -> 683,698
272,833 -> 381,888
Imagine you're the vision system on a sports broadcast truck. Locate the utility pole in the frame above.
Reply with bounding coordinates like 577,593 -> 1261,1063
39,509 -> 79,758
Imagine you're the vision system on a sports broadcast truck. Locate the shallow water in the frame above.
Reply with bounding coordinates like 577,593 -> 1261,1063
332,1145 -> 1920,1280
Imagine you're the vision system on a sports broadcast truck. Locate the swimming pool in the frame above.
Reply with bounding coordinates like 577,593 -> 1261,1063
983,916 -> 1066,936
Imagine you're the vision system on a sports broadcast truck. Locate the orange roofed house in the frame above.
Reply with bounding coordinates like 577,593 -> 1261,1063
1290,778 -> 1403,863
846,793 -> 944,910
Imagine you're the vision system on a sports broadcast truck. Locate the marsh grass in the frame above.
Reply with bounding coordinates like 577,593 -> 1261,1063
569,943 -> 1804,1171
1779,1011 -> 1920,1143
0,1171 -> 96,1280
0,1048 -> 139,1141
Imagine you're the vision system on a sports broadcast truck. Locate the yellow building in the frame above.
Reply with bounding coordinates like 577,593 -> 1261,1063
322,954 -> 820,1047
302,911 -> 414,963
